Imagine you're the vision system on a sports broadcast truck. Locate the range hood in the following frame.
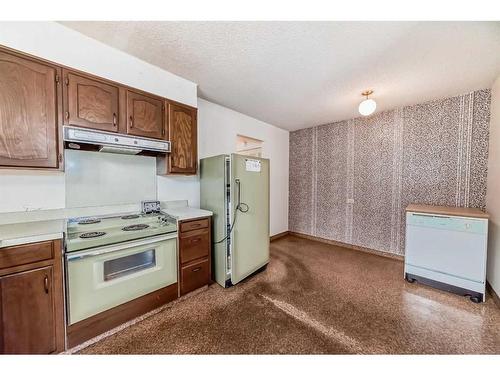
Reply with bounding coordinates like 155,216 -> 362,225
63,126 -> 170,155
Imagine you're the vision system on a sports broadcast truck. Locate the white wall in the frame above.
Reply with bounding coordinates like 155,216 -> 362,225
0,170 -> 65,213
0,21 -> 198,213
486,74 -> 500,296
198,99 -> 289,236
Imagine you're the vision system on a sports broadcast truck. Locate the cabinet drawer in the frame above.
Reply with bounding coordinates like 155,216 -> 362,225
179,230 -> 209,264
180,259 -> 209,295
180,218 -> 209,233
0,241 -> 54,270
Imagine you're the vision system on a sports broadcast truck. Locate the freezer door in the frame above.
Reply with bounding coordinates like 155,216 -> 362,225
230,153 -> 270,284
200,154 -> 229,287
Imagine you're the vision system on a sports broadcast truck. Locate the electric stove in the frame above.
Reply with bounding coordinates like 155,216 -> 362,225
65,211 -> 177,252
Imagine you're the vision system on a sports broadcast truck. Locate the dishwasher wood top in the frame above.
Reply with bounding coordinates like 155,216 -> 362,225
406,204 -> 489,219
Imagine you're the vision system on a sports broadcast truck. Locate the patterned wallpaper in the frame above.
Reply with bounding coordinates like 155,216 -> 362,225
289,90 -> 491,255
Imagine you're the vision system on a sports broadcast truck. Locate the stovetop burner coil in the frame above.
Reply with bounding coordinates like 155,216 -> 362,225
79,231 -> 106,239
78,218 -> 101,225
122,224 -> 150,231
121,214 -> 140,220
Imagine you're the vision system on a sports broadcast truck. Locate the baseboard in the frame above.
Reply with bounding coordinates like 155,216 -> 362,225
270,231 -> 289,241
486,281 -> 500,309
288,231 -> 404,261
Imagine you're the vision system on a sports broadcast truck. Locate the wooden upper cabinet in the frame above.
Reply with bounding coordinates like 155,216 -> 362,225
64,70 -> 119,132
0,49 -> 60,168
126,90 -> 164,139
167,102 -> 197,175
0,266 -> 56,354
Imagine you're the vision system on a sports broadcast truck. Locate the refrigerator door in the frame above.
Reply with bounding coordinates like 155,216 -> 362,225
200,155 -> 229,287
230,153 -> 270,285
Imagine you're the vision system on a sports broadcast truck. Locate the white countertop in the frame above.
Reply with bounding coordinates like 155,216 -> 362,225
0,219 -> 65,248
0,200 -> 212,248
162,200 -> 212,221
163,206 -> 213,221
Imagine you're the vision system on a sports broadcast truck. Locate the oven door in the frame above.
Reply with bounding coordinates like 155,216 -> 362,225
66,233 -> 177,325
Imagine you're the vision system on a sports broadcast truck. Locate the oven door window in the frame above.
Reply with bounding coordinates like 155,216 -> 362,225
103,248 -> 156,281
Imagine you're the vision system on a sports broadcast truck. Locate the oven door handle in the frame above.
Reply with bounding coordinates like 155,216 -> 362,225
66,233 -> 178,261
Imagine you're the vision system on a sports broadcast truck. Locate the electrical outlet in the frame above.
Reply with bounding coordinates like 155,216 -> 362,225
347,198 -> 354,204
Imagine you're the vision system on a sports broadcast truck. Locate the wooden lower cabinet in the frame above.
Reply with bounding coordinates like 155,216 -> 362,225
0,240 -> 64,354
0,266 -> 56,354
179,217 -> 212,296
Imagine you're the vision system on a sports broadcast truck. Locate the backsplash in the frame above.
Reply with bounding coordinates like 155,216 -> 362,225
289,89 -> 491,255
65,150 -> 157,208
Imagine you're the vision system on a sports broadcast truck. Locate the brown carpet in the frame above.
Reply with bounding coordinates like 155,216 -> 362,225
78,235 -> 500,354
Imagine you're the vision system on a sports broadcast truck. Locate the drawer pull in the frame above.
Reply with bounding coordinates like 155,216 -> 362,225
192,267 -> 202,272
191,238 -> 201,243
44,275 -> 49,294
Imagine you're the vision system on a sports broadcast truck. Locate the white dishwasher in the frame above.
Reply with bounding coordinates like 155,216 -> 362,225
404,204 -> 489,303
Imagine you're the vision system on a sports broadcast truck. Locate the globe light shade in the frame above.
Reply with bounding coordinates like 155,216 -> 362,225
358,98 -> 376,116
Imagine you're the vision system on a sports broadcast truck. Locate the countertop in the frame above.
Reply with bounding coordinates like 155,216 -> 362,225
406,204 -> 489,219
162,201 -> 212,221
0,219 -> 65,248
0,200 -> 213,248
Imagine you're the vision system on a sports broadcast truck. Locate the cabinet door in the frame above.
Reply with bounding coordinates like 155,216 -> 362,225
65,71 -> 119,132
168,103 -> 197,174
0,50 -> 59,168
0,266 -> 56,354
126,90 -> 164,139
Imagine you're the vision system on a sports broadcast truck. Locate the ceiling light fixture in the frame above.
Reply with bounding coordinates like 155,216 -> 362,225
358,90 -> 376,116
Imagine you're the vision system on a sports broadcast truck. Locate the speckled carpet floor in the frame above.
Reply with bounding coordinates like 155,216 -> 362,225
77,235 -> 500,354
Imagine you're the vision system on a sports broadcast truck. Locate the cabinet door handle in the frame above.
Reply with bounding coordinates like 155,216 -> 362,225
129,116 -> 133,128
192,267 -> 201,272
113,113 -> 117,127
44,275 -> 49,294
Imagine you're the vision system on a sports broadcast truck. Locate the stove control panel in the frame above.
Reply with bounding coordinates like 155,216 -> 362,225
158,215 -> 175,226
141,200 -> 161,214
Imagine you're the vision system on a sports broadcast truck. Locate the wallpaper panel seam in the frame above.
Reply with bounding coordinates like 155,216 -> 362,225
390,108 -> 404,254
345,119 -> 355,243
311,126 -> 318,236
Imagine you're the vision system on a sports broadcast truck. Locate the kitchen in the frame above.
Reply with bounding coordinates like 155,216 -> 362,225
0,9 -> 500,373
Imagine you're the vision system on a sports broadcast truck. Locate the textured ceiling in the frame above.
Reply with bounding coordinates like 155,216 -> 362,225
60,21 -> 500,131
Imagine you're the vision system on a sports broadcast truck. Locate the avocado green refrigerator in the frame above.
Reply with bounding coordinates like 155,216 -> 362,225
200,153 -> 270,287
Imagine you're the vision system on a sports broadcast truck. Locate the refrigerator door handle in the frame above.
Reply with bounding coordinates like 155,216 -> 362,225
235,179 -> 249,213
